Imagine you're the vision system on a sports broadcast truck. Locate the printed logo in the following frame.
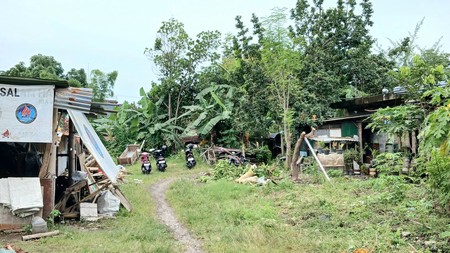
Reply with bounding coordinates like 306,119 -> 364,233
16,103 -> 37,124
2,129 -> 10,138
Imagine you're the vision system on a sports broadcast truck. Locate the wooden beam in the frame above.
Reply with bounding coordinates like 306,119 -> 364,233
304,137 -> 331,183
22,230 -> 60,241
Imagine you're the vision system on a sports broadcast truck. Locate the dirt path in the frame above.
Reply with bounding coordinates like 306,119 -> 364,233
150,178 -> 203,253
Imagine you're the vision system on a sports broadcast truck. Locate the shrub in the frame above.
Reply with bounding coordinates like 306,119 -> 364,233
372,152 -> 404,175
424,150 -> 450,212
253,145 -> 272,164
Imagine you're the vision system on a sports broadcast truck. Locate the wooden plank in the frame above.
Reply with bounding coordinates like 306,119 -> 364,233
47,108 -> 59,177
22,230 -> 60,241
78,153 -> 98,193
38,143 -> 52,178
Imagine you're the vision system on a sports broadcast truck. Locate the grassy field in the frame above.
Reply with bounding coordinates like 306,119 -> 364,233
167,166 -> 450,252
11,152 -> 450,253
14,152 -> 209,253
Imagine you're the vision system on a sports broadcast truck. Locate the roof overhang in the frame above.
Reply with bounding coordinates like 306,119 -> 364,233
0,76 -> 69,88
330,93 -> 404,111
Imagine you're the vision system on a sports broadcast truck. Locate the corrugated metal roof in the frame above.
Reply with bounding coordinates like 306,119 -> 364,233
54,87 -> 93,113
0,76 -> 119,114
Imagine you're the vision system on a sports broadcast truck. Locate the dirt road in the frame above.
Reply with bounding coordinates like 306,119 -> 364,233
150,178 -> 203,253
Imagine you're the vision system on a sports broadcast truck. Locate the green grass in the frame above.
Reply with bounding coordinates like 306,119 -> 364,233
15,151 -> 209,253
167,174 -> 450,252
13,152 -> 450,253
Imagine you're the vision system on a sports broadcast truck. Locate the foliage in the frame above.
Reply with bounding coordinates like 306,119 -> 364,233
0,54 -> 117,101
169,166 -> 450,252
47,209 -> 61,229
144,18 -> 221,128
371,175 -> 411,204
252,163 -> 281,178
181,84 -> 234,140
216,129 -> 241,148
419,85 -> 450,155
391,55 -> 447,101
212,159 -> 247,180
289,0 -> 393,102
343,148 -> 360,164
250,145 -> 272,164
372,152 -> 404,175
367,105 -> 424,140
1,54 -> 64,79
423,150 -> 450,212
66,68 -> 88,87
89,69 -> 118,102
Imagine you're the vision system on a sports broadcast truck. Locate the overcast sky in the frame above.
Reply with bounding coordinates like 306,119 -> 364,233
1,0 -> 449,103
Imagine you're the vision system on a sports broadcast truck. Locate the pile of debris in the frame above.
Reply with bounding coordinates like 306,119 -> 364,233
54,153 -> 132,221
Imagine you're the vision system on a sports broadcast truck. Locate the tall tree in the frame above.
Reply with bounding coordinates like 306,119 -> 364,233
289,0 -> 392,120
89,69 -> 118,102
66,68 -> 88,87
145,18 -> 221,131
1,54 -> 64,80
261,7 -> 302,168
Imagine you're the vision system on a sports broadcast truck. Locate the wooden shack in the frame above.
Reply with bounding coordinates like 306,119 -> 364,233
0,76 -> 126,230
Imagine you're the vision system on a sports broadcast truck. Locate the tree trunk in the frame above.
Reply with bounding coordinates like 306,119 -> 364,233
290,128 -> 315,181
168,92 -> 172,120
291,132 -> 306,180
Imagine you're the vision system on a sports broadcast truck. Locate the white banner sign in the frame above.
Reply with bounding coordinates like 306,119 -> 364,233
0,84 -> 54,143
68,109 -> 119,183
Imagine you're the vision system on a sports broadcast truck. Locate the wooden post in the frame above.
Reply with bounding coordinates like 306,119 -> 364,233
304,137 -> 331,183
357,122 -> 363,163
411,130 -> 417,156
68,117 -> 75,185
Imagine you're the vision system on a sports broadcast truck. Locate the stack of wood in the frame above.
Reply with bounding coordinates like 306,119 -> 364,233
54,153 -> 132,219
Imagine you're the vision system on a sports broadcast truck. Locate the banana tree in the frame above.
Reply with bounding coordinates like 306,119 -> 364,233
180,84 -> 234,145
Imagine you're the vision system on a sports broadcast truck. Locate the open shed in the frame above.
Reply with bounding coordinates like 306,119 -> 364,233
0,76 -> 126,230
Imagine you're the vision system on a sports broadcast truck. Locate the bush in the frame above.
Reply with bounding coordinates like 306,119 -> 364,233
212,160 -> 247,180
424,151 -> 450,212
253,145 -> 272,164
372,152 -> 404,175
343,148 -> 359,164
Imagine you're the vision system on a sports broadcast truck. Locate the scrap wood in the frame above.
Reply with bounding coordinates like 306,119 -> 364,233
22,230 -> 60,241
237,176 -> 258,184
2,228 -> 24,234
38,143 -> 52,178
235,166 -> 256,183
78,153 -> 99,193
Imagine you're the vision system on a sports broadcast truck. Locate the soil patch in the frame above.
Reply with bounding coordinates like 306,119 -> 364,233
150,178 -> 203,253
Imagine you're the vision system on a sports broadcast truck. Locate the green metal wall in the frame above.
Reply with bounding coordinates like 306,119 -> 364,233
341,122 -> 358,137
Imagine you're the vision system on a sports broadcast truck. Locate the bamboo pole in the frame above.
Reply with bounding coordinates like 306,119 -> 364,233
22,230 -> 60,241
304,137 -> 331,183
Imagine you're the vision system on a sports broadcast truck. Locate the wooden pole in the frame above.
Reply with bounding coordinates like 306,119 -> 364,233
304,137 -> 331,183
22,230 -> 60,241
357,122 -> 363,163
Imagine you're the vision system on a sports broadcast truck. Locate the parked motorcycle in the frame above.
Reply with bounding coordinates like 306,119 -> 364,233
140,152 -> 151,174
152,148 -> 167,172
185,144 -> 196,169
228,151 -> 248,166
